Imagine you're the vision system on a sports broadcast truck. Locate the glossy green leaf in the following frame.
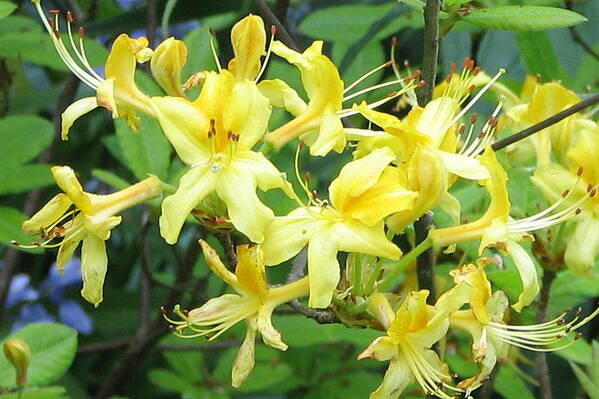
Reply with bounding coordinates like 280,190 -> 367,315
276,315 -> 379,347
0,323 -> 77,388
0,206 -> 41,252
147,368 -> 194,393
0,1 -> 17,20
570,362 -> 599,399
461,6 -> 587,31
114,115 -> 172,181
0,115 -> 53,165
0,32 -> 108,71
299,3 -> 422,43
494,364 -> 535,399
0,164 -> 53,195
91,169 -> 131,191
0,387 -> 66,399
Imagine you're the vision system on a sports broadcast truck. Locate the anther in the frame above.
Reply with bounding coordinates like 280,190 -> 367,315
575,208 -> 582,215
590,189 -> 597,198
458,124 -> 466,135
10,240 -> 19,245
450,63 -> 457,74
557,318 -> 566,325
416,80 -> 426,88
386,91 -> 399,97
209,28 -> 217,36
467,59 -> 475,70
66,11 -> 74,23
160,306 -> 167,314
467,84 -> 476,94
576,306 -> 583,316
78,27 -> 85,38
536,74 -> 542,82
321,200 -> 329,208
565,307 -> 573,314
489,117 -> 498,128
575,332 -> 583,340
445,74 -> 453,84
49,9 -> 60,15
181,309 -> 189,317
435,381 -> 444,388
586,184 -> 592,193
169,325 -> 176,331
403,60 -> 411,68
305,172 -> 312,183
562,189 -> 570,198
311,190 -> 319,200
473,66 -> 481,76
391,36 -> 398,47
271,25 -> 277,35
470,113 -> 478,124
578,166 -> 585,176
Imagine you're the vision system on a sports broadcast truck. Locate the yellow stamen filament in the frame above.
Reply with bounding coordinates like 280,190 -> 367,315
209,29 -> 222,72
255,25 -> 276,82
343,61 -> 392,95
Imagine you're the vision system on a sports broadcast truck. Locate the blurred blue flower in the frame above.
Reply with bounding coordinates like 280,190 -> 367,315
5,258 -> 94,335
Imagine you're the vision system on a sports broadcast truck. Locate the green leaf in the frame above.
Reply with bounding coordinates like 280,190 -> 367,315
114,115 -> 172,181
299,3 -> 422,43
0,115 -> 53,165
494,363 -> 535,399
91,169 -> 131,191
305,371 -> 380,399
0,15 -> 41,35
556,339 -> 592,366
0,323 -> 77,388
332,41 -> 385,95
0,164 -> 53,195
147,368 -> 194,393
0,1 -> 17,20
161,350 -> 204,383
0,387 -> 66,399
461,6 -> 587,31
0,206 -> 41,252
0,32 -> 107,71
276,315 -> 379,347
570,362 -> 599,399
516,31 -> 567,82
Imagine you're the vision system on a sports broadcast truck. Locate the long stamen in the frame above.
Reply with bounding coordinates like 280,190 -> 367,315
65,13 -> 103,82
343,77 -> 408,102
343,61 -> 392,94
208,28 -> 222,72
255,25 -> 276,82
337,81 -> 420,118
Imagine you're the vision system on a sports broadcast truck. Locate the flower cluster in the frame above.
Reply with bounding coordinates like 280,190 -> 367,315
20,1 -> 599,397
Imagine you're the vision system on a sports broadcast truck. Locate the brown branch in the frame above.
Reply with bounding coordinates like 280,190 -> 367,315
535,270 -> 557,399
491,94 -> 599,152
415,212 -> 436,303
416,0 -> 441,106
77,338 -> 131,354
254,0 -> 300,52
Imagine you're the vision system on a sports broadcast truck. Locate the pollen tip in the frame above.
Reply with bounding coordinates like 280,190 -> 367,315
384,60 -> 393,67
575,332 -> 583,340
209,27 -> 217,36
458,124 -> 466,135
575,208 -> 582,215
49,9 -> 60,15
78,27 -> 85,38
562,189 -> 570,198
160,306 -> 166,314
181,309 -> 189,317
445,74 -> 453,83
387,91 -> 398,97
473,66 -> 481,76
578,166 -> 584,176
489,117 -> 498,127
403,59 -> 410,68
470,113 -> 478,124
271,25 -> 277,35
66,10 -> 74,23
391,36 -> 398,46
450,62 -> 457,74
416,80 -> 426,88
590,189 -> 596,198
10,240 -> 19,245
463,57 -> 471,69
467,84 -> 476,94
169,325 -> 176,331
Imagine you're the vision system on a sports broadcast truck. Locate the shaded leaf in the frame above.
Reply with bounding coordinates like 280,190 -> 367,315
0,386 -> 66,399
0,1 -> 17,21
0,115 -> 53,165
516,31 -> 567,82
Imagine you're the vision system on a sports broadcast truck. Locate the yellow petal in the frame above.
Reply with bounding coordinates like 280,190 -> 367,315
160,164 -> 217,244
22,193 -> 72,234
235,244 -> 267,297
199,240 -> 238,287
216,167 -> 274,243
80,235 -> 108,307
232,321 -> 257,388
96,78 -> 118,118
358,336 -> 397,361
51,166 -> 92,213
105,34 -> 152,114
369,358 -> 412,399
308,106 -> 345,156
84,215 -> 122,241
334,219 -> 402,260
261,207 -> 320,266
228,14 -> 266,81
564,214 -> 599,278
388,290 -> 430,340
330,147 -> 395,209
415,97 -> 459,148
232,150 -> 294,198
150,37 -> 188,97
56,223 -> 84,271
150,96 -> 210,165
258,79 -> 307,116
567,128 -> 599,186
257,305 -> 287,350
506,241 -> 540,312
60,97 -> 98,140
436,151 -> 490,180
307,228 -> 340,308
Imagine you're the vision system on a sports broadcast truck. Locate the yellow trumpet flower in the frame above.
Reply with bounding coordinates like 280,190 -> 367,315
18,166 -> 161,306
165,240 -> 309,387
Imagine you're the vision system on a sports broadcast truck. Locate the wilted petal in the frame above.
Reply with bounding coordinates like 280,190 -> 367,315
160,164 -> 217,244
232,320 -> 257,388
60,97 -> 98,140
80,235 -> 108,307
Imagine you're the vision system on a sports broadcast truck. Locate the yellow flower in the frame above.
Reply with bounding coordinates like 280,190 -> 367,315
19,166 -> 161,306
358,287 -> 470,399
500,78 -> 582,165
166,240 -> 309,387
32,0 -> 155,139
450,263 -> 599,393
150,37 -> 188,98
149,15 -> 294,245
431,148 -> 588,311
532,124 -> 599,277
261,148 -> 417,308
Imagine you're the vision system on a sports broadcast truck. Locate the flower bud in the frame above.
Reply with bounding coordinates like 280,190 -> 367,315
3,338 -> 31,387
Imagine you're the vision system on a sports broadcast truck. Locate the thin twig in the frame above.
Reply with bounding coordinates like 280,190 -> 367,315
491,94 -> 599,152
414,213 -> 436,303
77,338 -> 131,354
254,0 -> 300,51
535,270 -> 557,399
417,0 -> 441,106
216,233 -> 237,267
286,247 -> 306,284
159,340 -> 242,351
146,0 -> 158,46
139,208 -> 152,331
565,0 -> 599,63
